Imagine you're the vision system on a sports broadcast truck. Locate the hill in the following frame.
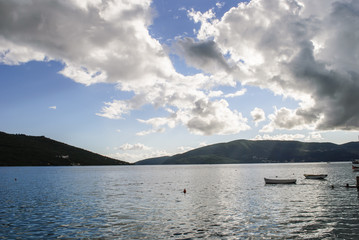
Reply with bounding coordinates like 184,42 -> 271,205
0,131 -> 129,166
135,140 -> 359,165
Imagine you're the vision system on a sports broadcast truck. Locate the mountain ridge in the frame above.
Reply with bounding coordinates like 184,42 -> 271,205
0,131 -> 129,166
136,139 -> 359,165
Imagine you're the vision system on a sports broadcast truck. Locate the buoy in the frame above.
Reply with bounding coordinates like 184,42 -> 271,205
183,188 -> 186,194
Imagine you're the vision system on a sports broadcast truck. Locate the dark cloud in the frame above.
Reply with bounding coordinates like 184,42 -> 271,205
195,0 -> 359,131
282,39 -> 359,130
173,38 -> 233,74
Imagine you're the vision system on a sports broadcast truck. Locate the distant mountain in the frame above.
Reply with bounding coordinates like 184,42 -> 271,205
0,131 -> 129,166
135,156 -> 170,165
135,140 -> 359,165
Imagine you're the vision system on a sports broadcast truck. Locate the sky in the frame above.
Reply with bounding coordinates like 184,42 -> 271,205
1,0 -> 359,163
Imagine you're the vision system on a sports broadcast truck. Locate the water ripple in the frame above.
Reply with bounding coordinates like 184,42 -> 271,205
1,163 -> 359,239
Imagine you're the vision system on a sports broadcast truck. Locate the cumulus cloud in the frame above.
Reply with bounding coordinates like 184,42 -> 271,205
208,90 -> 223,98
136,128 -> 166,136
117,143 -> 151,151
187,98 -> 250,135
216,2 -> 225,9
306,132 -> 323,141
96,100 -> 132,119
251,107 -> 266,126
177,142 -> 208,153
0,0 -> 174,85
260,107 -> 316,132
186,0 -> 359,131
3,0 -> 358,138
187,8 -> 218,40
173,38 -> 233,74
112,141 -> 209,163
138,98 -> 250,135
0,0 -> 251,136
109,149 -> 170,163
254,132 -> 323,142
254,134 -> 305,141
224,89 -> 247,98
177,146 -> 194,152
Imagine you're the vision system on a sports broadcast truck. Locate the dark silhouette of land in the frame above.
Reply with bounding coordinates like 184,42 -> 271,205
0,131 -> 129,166
2,130 -> 358,166
136,140 -> 359,165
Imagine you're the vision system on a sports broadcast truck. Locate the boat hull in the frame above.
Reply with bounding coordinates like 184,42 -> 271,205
264,178 -> 296,184
304,174 -> 327,179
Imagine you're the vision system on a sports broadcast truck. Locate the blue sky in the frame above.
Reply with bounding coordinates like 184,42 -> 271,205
1,0 -> 359,162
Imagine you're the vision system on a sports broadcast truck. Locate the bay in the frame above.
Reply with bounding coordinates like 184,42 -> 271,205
1,162 -> 359,239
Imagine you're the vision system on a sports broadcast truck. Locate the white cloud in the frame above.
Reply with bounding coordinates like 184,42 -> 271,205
109,149 -> 169,163
187,8 -> 219,40
112,141 -> 210,163
186,98 -> 250,135
3,0 -> 358,139
251,107 -> 266,126
254,134 -> 305,141
0,38 -> 46,65
260,107 -> 316,132
305,132 -> 323,141
254,131 -> 324,142
208,90 -> 223,98
0,0 -> 173,85
96,100 -> 131,119
138,98 -> 250,136
177,146 -> 194,152
177,141 -> 208,153
224,88 -> 247,98
138,116 -> 177,129
216,2 -> 225,9
117,143 -> 151,151
49,106 -> 57,110
184,0 -> 359,132
0,0 -> 253,137
136,128 -> 165,136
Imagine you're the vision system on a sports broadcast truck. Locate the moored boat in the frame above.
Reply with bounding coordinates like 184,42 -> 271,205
304,174 -> 327,179
352,165 -> 359,171
264,178 -> 296,184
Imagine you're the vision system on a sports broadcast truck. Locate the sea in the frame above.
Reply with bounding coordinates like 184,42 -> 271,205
1,162 -> 359,239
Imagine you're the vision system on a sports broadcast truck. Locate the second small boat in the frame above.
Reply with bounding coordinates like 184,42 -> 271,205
264,178 -> 296,184
304,174 -> 328,180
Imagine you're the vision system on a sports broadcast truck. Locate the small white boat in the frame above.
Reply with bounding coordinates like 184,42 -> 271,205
304,174 -> 328,179
264,178 -> 296,184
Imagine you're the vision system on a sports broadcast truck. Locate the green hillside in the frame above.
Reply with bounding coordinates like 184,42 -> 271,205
0,131 -> 129,166
136,140 -> 359,165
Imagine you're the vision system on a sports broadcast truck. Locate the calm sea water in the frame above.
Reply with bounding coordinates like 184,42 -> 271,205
1,162 -> 359,239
